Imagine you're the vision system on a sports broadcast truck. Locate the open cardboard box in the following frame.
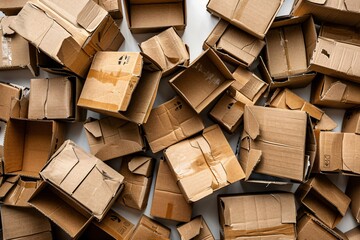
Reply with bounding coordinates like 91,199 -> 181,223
346,177 -> 360,224
343,108 -> 360,134
2,177 -> 41,207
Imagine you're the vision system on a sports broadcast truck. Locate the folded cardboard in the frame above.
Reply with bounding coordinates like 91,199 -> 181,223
177,216 -> 215,240
143,96 -> 204,153
0,176 -> 19,202
218,193 -> 297,240
3,118 -> 64,178
130,215 -> 170,240
9,86 -> 29,119
95,0 -> 123,19
320,24 -> 360,46
343,108 -> 360,134
117,155 -> 154,210
0,82 -> 24,122
207,0 -> 284,39
346,226 -> 360,240
346,177 -> 360,223
0,145 -> 3,176
169,49 -> 235,113
203,20 -> 265,67
84,117 -> 145,161
124,0 -> 186,33
3,177 -> 40,207
151,160 -> 192,222
0,0 -> 28,15
164,125 -> 245,202
296,175 -> 351,229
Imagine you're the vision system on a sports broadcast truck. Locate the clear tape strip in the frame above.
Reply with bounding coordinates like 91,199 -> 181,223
1,36 -> 12,66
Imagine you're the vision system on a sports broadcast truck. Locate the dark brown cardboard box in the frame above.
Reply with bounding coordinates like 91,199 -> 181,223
177,216 -> 215,240
342,108 -> 360,134
130,215 -> 170,240
346,177 -> 360,223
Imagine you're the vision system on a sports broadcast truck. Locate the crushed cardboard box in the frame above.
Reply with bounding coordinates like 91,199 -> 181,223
0,82 -> 26,122
346,177 -> 360,223
342,108 -> 360,134
130,215 -> 170,240
2,177 -> 40,207
177,216 -> 215,240
346,226 -> 360,240
0,0 -> 28,15
95,0 -> 123,19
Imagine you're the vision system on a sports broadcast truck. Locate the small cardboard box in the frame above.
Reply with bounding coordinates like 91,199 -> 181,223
203,20 -> 265,67
117,155 -> 154,210
346,177 -> 360,223
151,160 -> 192,222
240,105 -> 316,182
218,193 -> 297,240
169,49 -> 235,113
143,96 -> 205,153
207,0 -> 284,39
177,216 -> 215,240
3,118 -> 64,178
0,0 -> 28,15
3,177 -> 41,207
343,108 -> 360,134
140,27 -> 189,76
296,175 -> 351,229
130,215 -> 170,240
0,82 -> 24,122
1,205 -> 52,240
346,227 -> 360,240
84,117 -> 145,161
95,0 -> 123,19
124,0 -> 186,33
164,125 -> 245,202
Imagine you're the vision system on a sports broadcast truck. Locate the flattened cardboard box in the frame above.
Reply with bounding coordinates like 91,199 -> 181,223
218,193 -> 297,240
346,226 -> 360,240
343,108 -> 360,134
2,177 -> 41,207
0,82 -> 24,122
95,0 -> 123,19
207,0 -> 284,39
130,215 -> 170,240
164,125 -> 245,202
177,216 -> 215,240
84,117 -> 145,161
0,0 -> 28,15
346,177 -> 360,223
143,96 -> 204,153
151,160 -> 192,222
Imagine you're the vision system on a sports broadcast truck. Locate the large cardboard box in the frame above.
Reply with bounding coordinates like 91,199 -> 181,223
343,108 -> 360,134
0,0 -> 28,15
207,0 -> 284,39
130,215 -> 170,240
203,20 -> 265,67
10,0 -> 124,78
164,125 -> 245,202
2,177 -> 40,207
124,0 -> 186,33
218,193 -> 297,240
95,0 -> 123,19
143,96 -> 204,153
240,105 -> 316,182
177,216 -> 215,240
0,82 -> 25,122
151,160 -> 192,222
346,177 -> 360,223
169,49 -> 234,113
84,117 -> 145,161
3,118 -> 64,178
296,175 -> 351,229
346,227 -> 360,240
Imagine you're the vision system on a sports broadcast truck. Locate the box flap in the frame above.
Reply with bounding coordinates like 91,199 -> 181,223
244,106 -> 260,140
77,0 -> 108,32
3,178 -> 40,207
342,134 -> 360,175
0,176 -> 19,198
0,16 -> 16,35
244,149 -> 262,181
131,215 -> 170,240
321,81 -> 347,102
128,156 -> 153,177
84,120 -> 103,138
344,0 -> 360,12
346,227 -> 360,240
177,216 -> 203,240
308,0 -> 327,4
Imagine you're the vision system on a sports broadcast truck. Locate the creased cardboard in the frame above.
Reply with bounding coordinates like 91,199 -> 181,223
95,0 -> 123,19
143,96 -> 204,153
346,177 -> 360,223
130,215 -> 170,240
164,125 -> 245,202
0,175 -> 20,202
218,193 -> 297,240
177,216 -> 215,240
343,108 -> 360,134
0,0 -> 28,15
3,177 -> 41,207
320,24 -> 360,47
346,226 -> 360,240
0,82 -> 23,122
151,160 -> 192,222
9,87 -> 29,119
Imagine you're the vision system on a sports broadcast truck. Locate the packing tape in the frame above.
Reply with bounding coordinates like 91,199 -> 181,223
1,36 -> 12,66
165,203 -> 173,219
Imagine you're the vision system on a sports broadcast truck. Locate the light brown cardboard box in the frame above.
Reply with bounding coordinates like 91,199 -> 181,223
203,20 -> 265,67
3,118 -> 64,179
2,177 -> 40,207
0,0 -> 28,15
346,226 -> 360,240
117,155 -> 154,210
124,0 -> 186,33
343,108 -> 360,134
240,105 -> 316,182
143,96 -> 204,153
1,205 -> 52,240
8,87 -> 29,119
296,175 -> 351,229
164,125 -> 245,202
0,82 -> 24,122
84,117 -> 145,161
95,0 -> 123,19
169,49 -> 235,113
130,215 -> 170,240
207,0 -> 284,39
346,177 -> 360,223
151,160 -> 192,222
177,216 -> 215,240
218,193 -> 297,240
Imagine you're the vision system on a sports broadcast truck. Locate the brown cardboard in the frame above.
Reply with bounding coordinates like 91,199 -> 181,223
164,125 -> 245,202
9,86 -> 29,120
169,49 -> 235,113
320,24 -> 360,47
203,20 -> 265,67
3,177 -> 41,207
95,0 -> 123,19
117,155 -> 154,210
207,0 -> 284,39
343,108 -> 360,134
130,215 -> 170,240
124,0 -> 186,33
3,118 -> 64,179
143,96 -> 205,153
296,175 -> 351,229
0,82 -> 23,122
218,193 -> 297,240
346,226 -> 360,240
0,175 -> 19,201
0,0 -> 28,15
240,105 -> 316,182
151,160 -> 192,222
346,177 -> 360,223
1,205 -> 52,240
177,216 -> 215,240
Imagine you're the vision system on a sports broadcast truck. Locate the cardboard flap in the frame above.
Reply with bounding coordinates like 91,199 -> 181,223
84,121 -> 103,138
128,156 -> 152,176
345,0 -> 360,13
0,16 -> 15,35
245,149 -> 262,180
321,81 -> 347,102
178,217 -> 202,240
77,0 -> 108,32
285,90 -> 305,110
95,140 -> 144,160
315,113 -> 337,131
308,0 -> 327,4
244,106 -> 260,140
277,194 -> 296,223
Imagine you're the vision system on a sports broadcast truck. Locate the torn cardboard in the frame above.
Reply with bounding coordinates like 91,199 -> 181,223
343,108 -> 360,134
0,82 -> 24,122
177,216 -> 215,240
346,226 -> 360,240
3,177 -> 40,207
95,0 -> 123,19
346,177 -> 360,223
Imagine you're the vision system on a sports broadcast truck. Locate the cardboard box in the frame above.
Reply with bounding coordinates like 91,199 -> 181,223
177,216 -> 215,240
169,49 -> 235,113
10,0 -> 124,78
320,24 -> 360,47
95,0 -> 123,19
3,177 -> 40,207
124,0 -> 186,33
117,155 -> 154,210
0,176 -> 19,202
269,88 -> 337,131
151,160 -> 192,222
296,175 -> 351,229
0,0 -> 28,15
84,117 -> 145,161
343,108 -> 360,134
130,215 -> 170,240
0,16 -> 38,76
3,118 -> 64,178
164,125 -> 245,202
143,96 -> 205,153
207,0 -> 284,39
346,226 -> 360,240
218,193 -> 297,240
8,87 -> 29,120
0,82 -> 24,122
346,177 -> 360,223
203,20 -> 265,67
1,205 -> 52,240
29,76 -> 84,121
240,105 -> 316,182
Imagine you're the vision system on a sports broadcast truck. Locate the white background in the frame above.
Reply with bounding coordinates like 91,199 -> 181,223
0,0 -> 358,239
